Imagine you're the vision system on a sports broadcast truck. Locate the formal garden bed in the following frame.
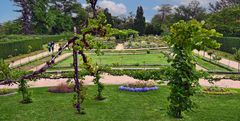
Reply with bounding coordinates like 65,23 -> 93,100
203,86 -> 238,95
50,51 -> 235,73
119,80 -> 158,92
0,88 -> 16,96
48,83 -> 74,93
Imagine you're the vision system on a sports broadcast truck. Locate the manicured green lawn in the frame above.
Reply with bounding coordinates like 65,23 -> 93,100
0,86 -> 240,121
54,52 -> 231,72
55,53 -> 169,67
195,57 -> 230,72
214,49 -> 236,61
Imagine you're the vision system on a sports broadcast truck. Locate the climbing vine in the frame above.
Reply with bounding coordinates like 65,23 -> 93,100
71,0 -> 120,113
164,20 -> 222,118
0,59 -> 32,103
18,79 -> 32,104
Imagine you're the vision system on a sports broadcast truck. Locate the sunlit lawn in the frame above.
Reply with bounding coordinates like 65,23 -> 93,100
55,53 -> 169,67
54,52 -> 230,72
0,86 -> 240,121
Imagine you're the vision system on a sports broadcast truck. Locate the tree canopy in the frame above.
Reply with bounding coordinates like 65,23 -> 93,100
134,6 -> 146,35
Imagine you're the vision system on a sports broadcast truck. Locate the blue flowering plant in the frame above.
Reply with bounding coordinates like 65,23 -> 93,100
119,80 -> 158,92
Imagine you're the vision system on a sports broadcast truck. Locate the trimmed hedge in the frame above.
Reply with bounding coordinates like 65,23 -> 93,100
41,68 -> 170,81
0,35 -> 71,59
217,37 -> 240,54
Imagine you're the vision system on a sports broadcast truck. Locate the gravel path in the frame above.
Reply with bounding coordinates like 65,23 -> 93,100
1,74 -> 240,89
115,43 -> 124,50
196,65 -> 207,71
0,74 -> 140,89
199,79 -> 240,88
30,53 -> 72,71
9,44 -> 60,68
194,50 -> 239,70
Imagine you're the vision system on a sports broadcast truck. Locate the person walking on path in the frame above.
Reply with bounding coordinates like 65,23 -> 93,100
48,42 -> 52,52
51,41 -> 55,52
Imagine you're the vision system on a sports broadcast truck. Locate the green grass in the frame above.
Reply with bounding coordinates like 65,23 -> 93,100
0,86 -> 240,121
214,49 -> 236,61
55,53 -> 169,67
195,57 -> 230,72
54,52 -> 231,72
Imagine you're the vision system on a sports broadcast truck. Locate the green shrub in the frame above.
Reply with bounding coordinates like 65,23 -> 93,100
226,74 -> 240,81
0,35 -> 71,59
134,63 -> 140,66
146,50 -> 150,54
105,69 -> 168,81
0,88 -> 15,95
216,37 -> 240,54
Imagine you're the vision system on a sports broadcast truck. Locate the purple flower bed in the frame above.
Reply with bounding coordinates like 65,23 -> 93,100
119,86 -> 158,92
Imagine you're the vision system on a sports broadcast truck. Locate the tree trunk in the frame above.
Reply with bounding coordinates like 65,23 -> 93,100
73,42 -> 81,113
20,0 -> 32,34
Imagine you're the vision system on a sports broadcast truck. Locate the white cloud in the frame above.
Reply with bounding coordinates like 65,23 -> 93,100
82,3 -> 89,8
99,0 -> 127,16
153,6 -> 160,11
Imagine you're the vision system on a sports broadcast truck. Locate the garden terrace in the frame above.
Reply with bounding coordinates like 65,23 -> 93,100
50,50 -> 234,73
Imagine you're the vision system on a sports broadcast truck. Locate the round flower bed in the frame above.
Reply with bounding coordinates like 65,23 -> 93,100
119,86 -> 158,92
119,80 -> 158,92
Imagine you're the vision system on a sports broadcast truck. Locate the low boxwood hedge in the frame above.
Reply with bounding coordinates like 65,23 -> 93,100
217,37 -> 240,54
0,35 -> 71,59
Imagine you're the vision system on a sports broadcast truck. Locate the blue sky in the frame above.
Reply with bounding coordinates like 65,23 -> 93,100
0,0 -> 20,23
0,0 -> 218,23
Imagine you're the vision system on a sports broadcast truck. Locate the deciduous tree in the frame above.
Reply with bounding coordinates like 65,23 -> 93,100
12,0 -> 33,34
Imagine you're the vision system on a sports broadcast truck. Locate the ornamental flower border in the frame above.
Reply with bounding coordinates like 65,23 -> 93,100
119,86 -> 158,92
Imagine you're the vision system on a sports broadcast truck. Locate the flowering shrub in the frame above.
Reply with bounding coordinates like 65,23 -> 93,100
119,80 -> 158,92
0,88 -> 15,95
48,83 -> 74,93
127,80 -> 156,88
202,86 -> 236,95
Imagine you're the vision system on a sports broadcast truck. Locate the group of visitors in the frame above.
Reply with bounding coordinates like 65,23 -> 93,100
48,41 -> 55,52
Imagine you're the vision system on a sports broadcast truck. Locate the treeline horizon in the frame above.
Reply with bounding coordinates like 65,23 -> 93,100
0,0 -> 240,37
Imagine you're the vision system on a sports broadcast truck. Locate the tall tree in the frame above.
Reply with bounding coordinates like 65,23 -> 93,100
0,20 -> 22,34
134,6 -> 146,35
124,12 -> 135,30
174,0 -> 207,21
47,0 -> 87,34
103,8 -> 113,25
30,0 -> 53,34
158,4 -> 172,23
207,5 -> 240,37
145,22 -> 162,35
12,0 -> 33,34
209,0 -> 240,12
